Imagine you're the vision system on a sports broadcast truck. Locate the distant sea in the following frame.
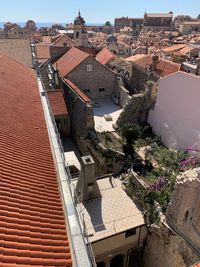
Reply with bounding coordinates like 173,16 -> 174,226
0,22 -> 103,29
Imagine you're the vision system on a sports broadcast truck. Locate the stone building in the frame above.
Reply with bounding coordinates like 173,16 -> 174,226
126,54 -> 180,92
179,21 -> 200,35
74,155 -> 147,267
74,11 -> 89,47
114,17 -> 143,34
143,12 -> 173,31
54,47 -> 118,100
62,79 -> 94,145
167,168 -> 200,255
25,20 -> 37,35
0,52 -> 94,267
7,24 -> 28,39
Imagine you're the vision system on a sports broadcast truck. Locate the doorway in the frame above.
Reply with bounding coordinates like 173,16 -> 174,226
110,254 -> 124,267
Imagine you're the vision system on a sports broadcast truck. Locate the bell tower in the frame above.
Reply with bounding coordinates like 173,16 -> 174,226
74,11 -> 88,47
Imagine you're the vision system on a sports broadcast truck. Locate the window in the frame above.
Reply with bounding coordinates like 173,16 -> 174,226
99,88 -> 105,92
125,228 -> 136,238
84,88 -> 90,93
86,64 -> 93,72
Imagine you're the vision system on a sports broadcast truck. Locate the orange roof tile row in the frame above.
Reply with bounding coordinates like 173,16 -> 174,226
46,90 -> 68,117
126,54 -> 180,77
130,54 -> 152,69
161,44 -> 186,53
51,34 -> 74,46
35,44 -> 50,62
96,47 -> 116,65
54,47 -> 90,77
0,54 -> 72,267
64,79 -> 91,102
155,59 -> 180,77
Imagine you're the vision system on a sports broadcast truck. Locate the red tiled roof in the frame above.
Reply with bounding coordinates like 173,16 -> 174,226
96,47 -> 116,65
46,89 -> 68,116
54,47 -> 90,77
155,59 -> 180,77
0,54 -> 72,267
51,34 -> 74,46
131,54 -> 152,69
64,79 -> 91,102
78,47 -> 99,56
35,44 -> 50,62
42,36 -> 52,44
161,44 -> 185,53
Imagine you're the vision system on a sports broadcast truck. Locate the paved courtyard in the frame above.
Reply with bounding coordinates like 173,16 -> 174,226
93,98 -> 123,132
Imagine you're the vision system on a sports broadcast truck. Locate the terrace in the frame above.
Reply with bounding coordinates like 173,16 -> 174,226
93,97 -> 123,132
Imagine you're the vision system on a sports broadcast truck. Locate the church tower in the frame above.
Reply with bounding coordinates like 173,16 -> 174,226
74,11 -> 88,47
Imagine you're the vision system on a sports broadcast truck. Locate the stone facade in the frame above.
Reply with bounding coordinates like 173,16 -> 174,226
166,168 -> 200,254
179,22 -> 200,35
144,224 -> 200,267
62,80 -> 94,144
74,11 -> 89,47
143,12 -> 173,32
114,17 -> 143,34
66,56 -> 118,100
117,83 -> 156,126
7,25 -> 28,39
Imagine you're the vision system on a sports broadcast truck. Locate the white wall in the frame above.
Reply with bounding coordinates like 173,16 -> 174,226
92,225 -> 146,258
148,71 -> 200,150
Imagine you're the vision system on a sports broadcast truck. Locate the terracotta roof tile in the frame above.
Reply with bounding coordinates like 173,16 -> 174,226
155,59 -> 180,77
54,47 -> 90,77
51,34 -> 74,46
0,54 -> 72,267
35,44 -> 50,62
96,47 -> 116,65
130,54 -> 152,69
0,39 -> 32,67
46,89 -> 68,116
64,79 -> 91,102
161,44 -> 186,53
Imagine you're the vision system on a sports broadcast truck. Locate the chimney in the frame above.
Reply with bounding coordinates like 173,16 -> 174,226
151,54 -> 159,71
75,155 -> 101,203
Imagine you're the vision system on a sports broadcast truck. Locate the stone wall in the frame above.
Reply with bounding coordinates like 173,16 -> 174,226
67,56 -> 118,100
118,79 -> 132,108
144,224 -> 200,267
117,83 -> 157,126
62,80 -> 95,146
166,168 -> 200,254
79,131 -> 127,176
50,46 -> 69,62
130,65 -> 146,92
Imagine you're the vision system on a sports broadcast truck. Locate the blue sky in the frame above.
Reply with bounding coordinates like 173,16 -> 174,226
1,0 -> 200,24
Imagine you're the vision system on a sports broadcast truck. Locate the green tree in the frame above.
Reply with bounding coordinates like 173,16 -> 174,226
105,21 -> 112,27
